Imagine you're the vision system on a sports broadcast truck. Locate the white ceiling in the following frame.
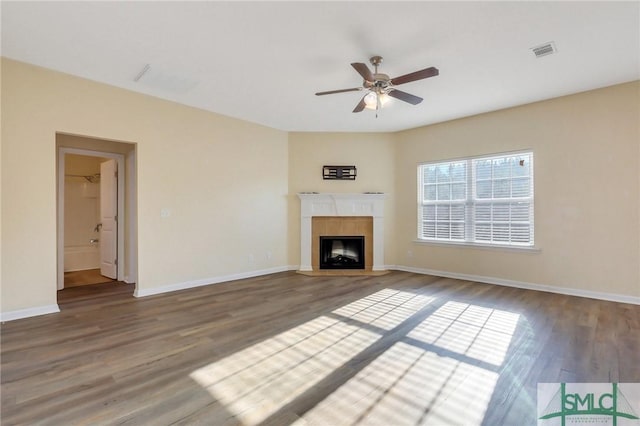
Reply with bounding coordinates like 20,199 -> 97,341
2,1 -> 639,133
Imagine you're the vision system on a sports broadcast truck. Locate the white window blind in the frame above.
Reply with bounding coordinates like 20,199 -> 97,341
418,152 -> 534,247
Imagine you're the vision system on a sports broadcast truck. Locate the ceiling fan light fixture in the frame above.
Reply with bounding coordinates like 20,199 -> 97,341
364,92 -> 377,108
364,92 -> 390,110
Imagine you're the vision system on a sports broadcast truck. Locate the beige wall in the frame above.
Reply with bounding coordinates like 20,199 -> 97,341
65,153 -> 104,176
1,58 -> 289,312
287,132 -> 396,266
1,56 -> 638,315
395,81 -> 640,298
0,59 -> 3,303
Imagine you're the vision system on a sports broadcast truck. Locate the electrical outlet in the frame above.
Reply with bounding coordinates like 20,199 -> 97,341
266,251 -> 272,260
407,250 -> 413,258
248,254 -> 255,264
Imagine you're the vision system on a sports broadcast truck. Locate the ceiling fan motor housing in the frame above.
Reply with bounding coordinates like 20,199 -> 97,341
373,74 -> 391,85
363,74 -> 391,91
369,56 -> 384,67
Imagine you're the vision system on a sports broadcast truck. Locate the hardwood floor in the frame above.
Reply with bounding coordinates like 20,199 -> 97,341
64,268 -> 116,288
1,272 -> 638,425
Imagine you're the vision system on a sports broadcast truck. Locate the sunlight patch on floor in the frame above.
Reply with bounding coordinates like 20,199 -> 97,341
332,288 -> 435,330
296,342 -> 499,426
189,289 -> 519,425
408,301 -> 519,366
190,315 -> 380,424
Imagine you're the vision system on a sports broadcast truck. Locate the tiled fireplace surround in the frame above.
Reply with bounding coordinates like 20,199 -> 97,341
298,193 -> 385,274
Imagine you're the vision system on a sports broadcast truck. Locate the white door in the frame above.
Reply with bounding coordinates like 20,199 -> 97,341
100,159 -> 118,279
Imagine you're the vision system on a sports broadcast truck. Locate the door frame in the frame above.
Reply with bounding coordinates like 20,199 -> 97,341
57,147 -> 126,290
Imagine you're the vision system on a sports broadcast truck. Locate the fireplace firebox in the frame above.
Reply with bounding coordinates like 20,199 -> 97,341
319,236 -> 365,270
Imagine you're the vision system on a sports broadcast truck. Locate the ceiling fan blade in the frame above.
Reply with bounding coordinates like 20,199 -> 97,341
351,62 -> 374,82
388,89 -> 423,105
352,96 -> 366,113
390,67 -> 439,86
315,87 -> 362,96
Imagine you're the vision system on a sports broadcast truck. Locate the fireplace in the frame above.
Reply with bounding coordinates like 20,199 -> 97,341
320,236 -> 365,270
297,193 -> 386,274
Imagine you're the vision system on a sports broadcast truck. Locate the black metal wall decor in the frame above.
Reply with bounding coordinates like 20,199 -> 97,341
323,165 -> 357,180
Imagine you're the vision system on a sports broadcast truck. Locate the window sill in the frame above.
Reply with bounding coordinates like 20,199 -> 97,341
412,239 -> 541,253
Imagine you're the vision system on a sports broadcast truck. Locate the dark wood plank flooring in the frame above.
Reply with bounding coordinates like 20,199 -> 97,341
1,271 -> 638,425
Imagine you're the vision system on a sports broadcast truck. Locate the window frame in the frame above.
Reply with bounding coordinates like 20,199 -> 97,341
417,150 -> 535,249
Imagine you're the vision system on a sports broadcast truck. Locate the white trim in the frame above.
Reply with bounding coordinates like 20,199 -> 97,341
1,304 -> 60,322
133,266 -> 295,298
412,239 -> 541,253
417,149 -> 535,167
64,267 -> 100,273
392,265 -> 640,305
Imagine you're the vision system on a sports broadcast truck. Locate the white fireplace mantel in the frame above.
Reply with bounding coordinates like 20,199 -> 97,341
298,193 -> 385,272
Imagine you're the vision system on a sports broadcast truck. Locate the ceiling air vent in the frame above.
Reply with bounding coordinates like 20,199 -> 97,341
531,42 -> 557,58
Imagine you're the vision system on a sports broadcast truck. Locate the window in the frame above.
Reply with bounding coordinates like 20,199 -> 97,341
418,151 -> 534,247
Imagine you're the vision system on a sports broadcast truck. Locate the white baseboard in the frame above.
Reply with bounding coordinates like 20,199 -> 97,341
8,265 -> 633,321
134,265 -> 297,298
391,265 -> 640,305
0,304 -> 61,322
65,267 -> 100,273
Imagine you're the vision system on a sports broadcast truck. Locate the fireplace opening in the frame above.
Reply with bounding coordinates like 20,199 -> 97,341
319,236 -> 365,270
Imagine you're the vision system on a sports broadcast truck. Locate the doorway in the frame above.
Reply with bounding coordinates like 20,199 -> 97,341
62,153 -> 117,287
57,134 -> 137,292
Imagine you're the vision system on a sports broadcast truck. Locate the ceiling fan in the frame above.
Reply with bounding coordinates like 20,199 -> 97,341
315,56 -> 439,114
